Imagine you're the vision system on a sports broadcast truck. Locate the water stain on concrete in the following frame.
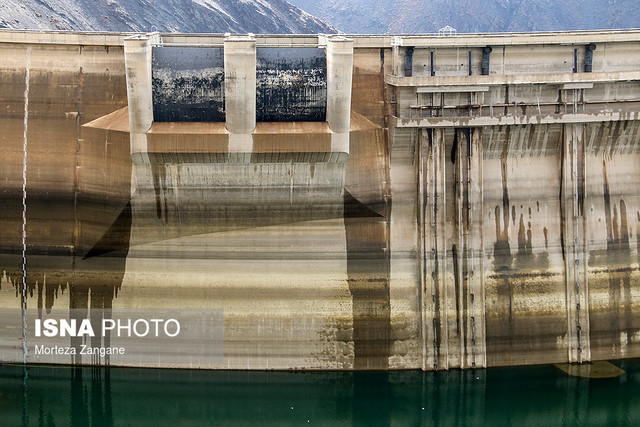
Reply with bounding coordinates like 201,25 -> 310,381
601,160 -> 634,355
493,158 -> 514,327
151,164 -> 169,222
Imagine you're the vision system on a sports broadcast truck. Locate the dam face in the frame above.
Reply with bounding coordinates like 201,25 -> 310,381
1,29 -> 640,370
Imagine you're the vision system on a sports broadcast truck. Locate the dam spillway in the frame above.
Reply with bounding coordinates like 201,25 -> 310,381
1,29 -> 640,370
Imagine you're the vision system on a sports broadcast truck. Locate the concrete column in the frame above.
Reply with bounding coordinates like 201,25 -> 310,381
422,128 -> 448,370
224,34 -> 256,158
326,36 -> 353,155
124,35 -> 153,157
460,128 -> 486,369
418,129 -> 428,370
391,36 -> 403,76
561,123 -> 591,363
422,128 -> 486,370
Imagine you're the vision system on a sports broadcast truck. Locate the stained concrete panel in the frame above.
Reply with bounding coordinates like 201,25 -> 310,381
482,143 -> 568,366
586,152 -> 640,361
152,47 -> 225,122
256,48 -> 326,122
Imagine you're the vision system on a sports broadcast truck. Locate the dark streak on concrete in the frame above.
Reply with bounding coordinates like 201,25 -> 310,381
150,164 -> 169,222
493,154 -> 514,335
427,129 -> 443,365
452,128 -> 473,364
452,243 -> 460,335
577,131 -> 585,216
559,143 -> 566,264
603,160 -> 613,243
637,211 -> 640,268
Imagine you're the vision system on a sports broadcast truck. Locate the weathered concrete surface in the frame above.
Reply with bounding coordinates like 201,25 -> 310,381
2,29 -> 640,370
256,47 -> 326,122
0,39 -> 130,368
152,46 -> 225,122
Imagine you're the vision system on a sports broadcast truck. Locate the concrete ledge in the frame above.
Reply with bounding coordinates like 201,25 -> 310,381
391,111 -> 640,127
83,107 -> 130,132
84,109 -> 378,135
381,28 -> 640,48
386,70 -> 640,87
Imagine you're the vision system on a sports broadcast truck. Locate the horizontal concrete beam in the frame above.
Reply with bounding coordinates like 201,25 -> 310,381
417,85 -> 490,93
562,82 -> 594,90
386,71 -> 640,87
375,29 -> 640,48
390,111 -> 640,128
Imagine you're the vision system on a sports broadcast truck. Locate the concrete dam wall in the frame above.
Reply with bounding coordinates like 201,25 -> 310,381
1,29 -> 640,370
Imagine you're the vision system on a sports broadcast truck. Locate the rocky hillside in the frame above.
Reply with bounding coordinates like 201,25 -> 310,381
0,0 -> 336,33
288,0 -> 640,33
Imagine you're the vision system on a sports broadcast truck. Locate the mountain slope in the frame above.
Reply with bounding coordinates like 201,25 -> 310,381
0,0 -> 336,34
288,0 -> 640,34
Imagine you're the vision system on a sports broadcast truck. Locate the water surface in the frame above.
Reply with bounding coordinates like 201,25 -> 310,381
1,360 -> 639,426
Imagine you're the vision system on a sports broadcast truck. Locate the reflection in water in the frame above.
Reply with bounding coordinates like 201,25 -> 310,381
2,360 -> 640,425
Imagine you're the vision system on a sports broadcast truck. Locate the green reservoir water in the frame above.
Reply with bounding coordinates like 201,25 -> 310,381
1,360 -> 640,426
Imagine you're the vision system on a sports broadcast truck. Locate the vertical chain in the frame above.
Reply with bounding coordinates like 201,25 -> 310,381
21,46 -> 31,364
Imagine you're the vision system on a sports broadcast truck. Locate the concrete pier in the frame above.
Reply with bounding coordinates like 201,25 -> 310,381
124,35 -> 153,156
224,34 -> 256,156
326,36 -> 353,154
